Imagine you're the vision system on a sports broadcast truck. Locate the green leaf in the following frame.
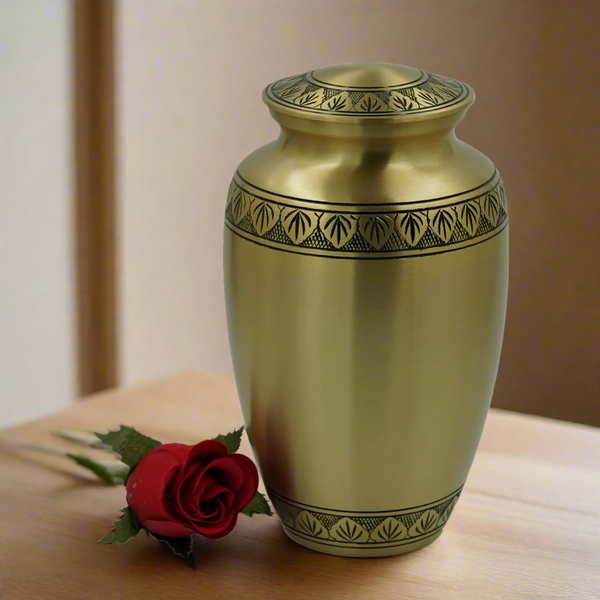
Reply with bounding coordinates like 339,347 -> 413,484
52,429 -> 108,449
214,426 -> 244,454
94,426 -> 161,472
99,507 -> 142,544
147,532 -> 195,569
240,491 -> 272,517
67,453 -> 129,485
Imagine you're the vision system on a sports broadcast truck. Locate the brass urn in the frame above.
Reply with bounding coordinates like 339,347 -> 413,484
224,63 -> 508,557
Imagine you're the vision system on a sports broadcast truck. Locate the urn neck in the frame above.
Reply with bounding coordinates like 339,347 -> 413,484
272,109 -> 465,153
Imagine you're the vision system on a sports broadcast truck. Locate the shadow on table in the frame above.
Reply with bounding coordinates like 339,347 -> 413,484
4,501 -> 443,599
182,516 -> 429,598
0,444 -> 109,486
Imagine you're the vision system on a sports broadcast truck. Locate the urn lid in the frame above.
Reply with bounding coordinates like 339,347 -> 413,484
263,62 -> 474,124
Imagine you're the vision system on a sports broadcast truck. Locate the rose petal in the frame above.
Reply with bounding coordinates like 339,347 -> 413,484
180,482 -> 221,519
205,457 -> 245,492
171,440 -> 228,501
211,497 -> 227,522
163,444 -> 199,494
179,481 -> 234,522
138,441 -> 247,539
211,488 -> 234,512
171,460 -> 207,503
198,481 -> 228,503
174,469 -> 213,519
220,489 -> 235,510
196,497 -> 219,518
199,486 -> 234,516
143,518 -> 195,538
126,445 -> 198,536
126,448 -> 180,523
185,440 -> 229,468
195,510 -> 239,540
193,472 -> 216,496
173,456 -> 242,521
159,443 -> 193,465
196,497 -> 226,522
228,454 -> 260,510
173,453 -> 224,513
166,497 -> 189,522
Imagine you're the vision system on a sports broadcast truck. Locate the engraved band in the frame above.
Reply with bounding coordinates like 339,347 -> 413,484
225,173 -> 508,259
267,486 -> 463,548
265,71 -> 468,117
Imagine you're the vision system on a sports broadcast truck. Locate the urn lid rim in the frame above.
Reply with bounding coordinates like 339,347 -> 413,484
262,62 -> 474,124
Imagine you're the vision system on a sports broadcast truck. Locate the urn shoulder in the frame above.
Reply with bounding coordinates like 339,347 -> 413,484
235,62 -> 499,209
227,62 -> 507,259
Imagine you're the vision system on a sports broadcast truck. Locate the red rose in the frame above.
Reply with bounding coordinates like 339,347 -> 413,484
125,440 -> 259,539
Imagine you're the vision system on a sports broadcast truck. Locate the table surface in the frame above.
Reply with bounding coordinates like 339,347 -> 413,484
1,372 -> 599,600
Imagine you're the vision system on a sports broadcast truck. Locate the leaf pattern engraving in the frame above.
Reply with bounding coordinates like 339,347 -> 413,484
276,501 -> 296,527
268,486 -> 464,547
415,88 -> 440,107
320,214 -> 357,248
397,211 -> 428,247
330,518 -> 369,543
269,71 -> 465,115
359,214 -> 395,249
429,82 -> 457,101
321,92 -> 353,112
277,83 -> 307,102
226,178 -> 507,256
370,518 -> 408,542
272,75 -> 303,91
294,88 -> 325,107
456,201 -> 481,236
250,200 -> 280,235
429,207 -> 457,242
295,511 -> 329,539
408,509 -> 439,537
226,180 -> 236,209
388,91 -> 419,111
354,93 -> 386,113
497,184 -> 507,210
438,497 -> 458,527
280,207 -> 319,244
231,190 -> 250,225
481,191 -> 500,226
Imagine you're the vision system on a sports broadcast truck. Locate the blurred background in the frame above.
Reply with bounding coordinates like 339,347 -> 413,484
1,0 -> 598,429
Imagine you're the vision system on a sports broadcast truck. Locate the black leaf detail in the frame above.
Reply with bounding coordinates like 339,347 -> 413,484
321,214 -> 357,248
397,211 -> 428,246
359,214 -> 394,249
430,207 -> 456,242
281,208 -> 318,244
456,201 -> 481,236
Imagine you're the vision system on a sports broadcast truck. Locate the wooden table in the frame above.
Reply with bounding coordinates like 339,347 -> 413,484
1,373 -> 598,599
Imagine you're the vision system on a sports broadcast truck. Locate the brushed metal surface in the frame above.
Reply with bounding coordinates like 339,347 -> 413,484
224,63 -> 509,556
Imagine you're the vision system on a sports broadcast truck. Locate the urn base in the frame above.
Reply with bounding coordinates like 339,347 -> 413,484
282,524 -> 444,558
269,485 -> 460,558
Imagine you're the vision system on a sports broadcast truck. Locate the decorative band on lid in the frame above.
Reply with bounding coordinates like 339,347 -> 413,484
263,62 -> 474,123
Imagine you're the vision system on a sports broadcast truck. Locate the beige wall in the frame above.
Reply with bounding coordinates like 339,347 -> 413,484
117,0 -> 599,424
0,0 -> 76,427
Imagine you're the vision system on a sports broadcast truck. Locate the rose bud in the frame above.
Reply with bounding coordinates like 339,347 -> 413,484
125,440 -> 259,539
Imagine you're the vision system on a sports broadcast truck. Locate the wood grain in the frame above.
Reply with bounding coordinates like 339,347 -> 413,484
0,372 -> 598,599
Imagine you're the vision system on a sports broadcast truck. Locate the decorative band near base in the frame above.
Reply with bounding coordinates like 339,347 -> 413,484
267,486 -> 463,549
225,172 -> 507,259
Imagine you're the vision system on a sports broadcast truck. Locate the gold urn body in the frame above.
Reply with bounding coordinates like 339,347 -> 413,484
224,63 -> 508,557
